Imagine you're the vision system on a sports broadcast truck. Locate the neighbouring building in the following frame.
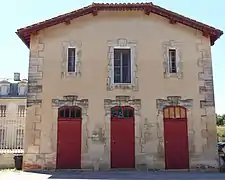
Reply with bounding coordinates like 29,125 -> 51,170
0,73 -> 27,168
16,3 -> 223,171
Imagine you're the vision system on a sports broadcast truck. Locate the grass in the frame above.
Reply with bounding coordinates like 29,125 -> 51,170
217,126 -> 225,142
217,126 -> 225,134
0,168 -> 21,172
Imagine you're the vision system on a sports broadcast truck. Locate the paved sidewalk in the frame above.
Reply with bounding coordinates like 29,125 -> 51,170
0,171 -> 225,180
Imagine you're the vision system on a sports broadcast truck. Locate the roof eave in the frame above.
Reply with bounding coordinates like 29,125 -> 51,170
16,31 -> 29,48
15,3 -> 224,47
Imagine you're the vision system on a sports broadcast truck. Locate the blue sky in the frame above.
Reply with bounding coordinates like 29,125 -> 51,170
0,0 -> 224,114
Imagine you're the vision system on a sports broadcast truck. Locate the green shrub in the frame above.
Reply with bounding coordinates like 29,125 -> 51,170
217,126 -> 225,142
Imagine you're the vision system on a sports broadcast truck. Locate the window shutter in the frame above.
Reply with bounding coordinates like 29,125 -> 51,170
1,85 -> 8,95
166,48 -> 171,77
19,86 -> 25,95
176,48 -> 181,76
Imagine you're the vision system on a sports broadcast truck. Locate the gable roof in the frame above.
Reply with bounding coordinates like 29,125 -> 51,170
16,2 -> 223,48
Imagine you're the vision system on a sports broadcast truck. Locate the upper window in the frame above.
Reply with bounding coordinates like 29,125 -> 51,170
113,48 -> 131,84
168,49 -> 177,73
18,85 -> 26,96
18,105 -> 26,117
67,47 -> 76,72
0,85 -> 9,96
0,105 -> 6,117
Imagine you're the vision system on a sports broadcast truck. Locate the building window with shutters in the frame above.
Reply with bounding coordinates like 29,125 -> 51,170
18,105 -> 25,117
0,105 -> 6,117
18,85 -> 27,96
0,85 -> 9,96
107,38 -> 138,91
113,48 -> 132,84
67,47 -> 76,73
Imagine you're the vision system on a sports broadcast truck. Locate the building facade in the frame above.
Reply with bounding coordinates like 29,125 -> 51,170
16,3 -> 223,171
0,74 -> 27,152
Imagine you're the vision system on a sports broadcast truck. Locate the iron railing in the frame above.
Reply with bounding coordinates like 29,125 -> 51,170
0,117 -> 25,154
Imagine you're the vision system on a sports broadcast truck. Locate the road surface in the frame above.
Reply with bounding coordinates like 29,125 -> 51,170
0,170 -> 224,180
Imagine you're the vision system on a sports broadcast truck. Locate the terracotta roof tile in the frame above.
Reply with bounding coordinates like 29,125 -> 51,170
16,2 -> 223,48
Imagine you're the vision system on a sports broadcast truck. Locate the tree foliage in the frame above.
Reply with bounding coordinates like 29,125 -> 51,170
217,114 -> 225,126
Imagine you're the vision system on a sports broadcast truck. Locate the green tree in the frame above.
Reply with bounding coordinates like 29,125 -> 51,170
216,114 -> 225,126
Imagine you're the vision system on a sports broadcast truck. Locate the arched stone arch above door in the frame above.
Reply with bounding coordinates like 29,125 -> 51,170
52,95 -> 88,115
156,96 -> 193,114
104,96 -> 141,116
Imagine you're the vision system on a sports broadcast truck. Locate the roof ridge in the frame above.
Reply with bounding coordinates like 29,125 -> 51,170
92,2 -> 154,5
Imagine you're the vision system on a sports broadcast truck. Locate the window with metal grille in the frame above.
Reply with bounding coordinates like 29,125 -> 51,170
169,49 -> 177,73
113,48 -> 131,84
67,47 -> 76,72
18,105 -> 25,117
0,105 -> 6,117
16,129 -> 24,149
0,129 -> 5,148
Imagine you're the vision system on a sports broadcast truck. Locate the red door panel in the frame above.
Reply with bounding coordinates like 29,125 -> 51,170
56,106 -> 82,169
111,106 -> 135,168
163,106 -> 189,169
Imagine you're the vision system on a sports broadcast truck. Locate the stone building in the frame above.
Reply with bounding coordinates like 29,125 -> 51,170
16,3 -> 223,171
0,73 -> 27,168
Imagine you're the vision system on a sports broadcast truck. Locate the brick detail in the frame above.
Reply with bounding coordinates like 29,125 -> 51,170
25,36 -> 44,169
34,130 -> 41,139
23,163 -> 42,170
194,33 -> 218,170
27,36 -> 44,108
24,36 -> 44,171
34,122 -> 41,130
196,41 -> 215,109
32,105 -> 42,147
104,96 -> 141,116
52,95 -> 88,110
35,106 -> 41,115
27,145 -> 40,154
156,96 -> 193,113
23,153 -> 57,170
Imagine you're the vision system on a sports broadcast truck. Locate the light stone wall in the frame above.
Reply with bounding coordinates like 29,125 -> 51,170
0,154 -> 14,168
23,11 -> 218,171
0,98 -> 26,149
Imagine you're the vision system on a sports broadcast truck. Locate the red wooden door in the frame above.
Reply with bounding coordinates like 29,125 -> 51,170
163,106 -> 189,169
56,106 -> 82,169
111,106 -> 135,168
